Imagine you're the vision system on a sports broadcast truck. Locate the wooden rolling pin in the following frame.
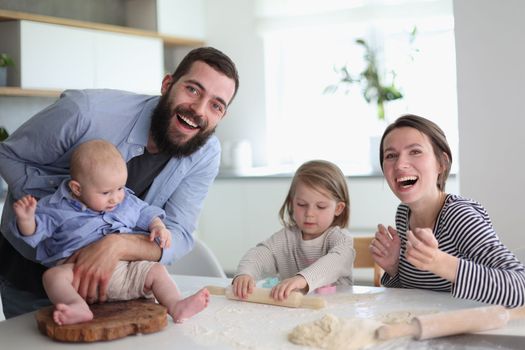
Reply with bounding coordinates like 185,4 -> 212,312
376,305 -> 525,341
206,285 -> 327,309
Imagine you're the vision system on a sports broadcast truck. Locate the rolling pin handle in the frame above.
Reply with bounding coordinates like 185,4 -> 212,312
508,305 -> 525,321
205,285 -> 227,295
375,319 -> 421,341
299,296 -> 327,309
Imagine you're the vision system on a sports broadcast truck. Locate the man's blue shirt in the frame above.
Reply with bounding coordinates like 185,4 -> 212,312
0,89 -> 221,264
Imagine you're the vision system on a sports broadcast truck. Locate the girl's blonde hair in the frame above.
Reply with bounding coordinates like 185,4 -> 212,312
279,160 -> 350,228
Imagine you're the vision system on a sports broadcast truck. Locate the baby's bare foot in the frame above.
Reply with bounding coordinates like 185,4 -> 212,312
53,302 -> 93,325
170,288 -> 210,323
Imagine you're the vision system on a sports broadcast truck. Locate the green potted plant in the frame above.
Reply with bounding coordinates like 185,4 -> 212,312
325,38 -> 403,120
0,53 -> 15,87
0,127 -> 8,142
325,28 -> 417,121
325,29 -> 417,172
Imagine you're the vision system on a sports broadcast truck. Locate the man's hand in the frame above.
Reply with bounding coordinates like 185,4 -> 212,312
270,275 -> 308,301
66,234 -> 122,304
66,233 -> 162,303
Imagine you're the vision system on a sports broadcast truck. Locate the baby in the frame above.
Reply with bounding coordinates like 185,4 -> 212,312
13,139 -> 209,325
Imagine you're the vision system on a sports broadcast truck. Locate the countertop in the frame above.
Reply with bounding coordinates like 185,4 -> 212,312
0,275 -> 523,349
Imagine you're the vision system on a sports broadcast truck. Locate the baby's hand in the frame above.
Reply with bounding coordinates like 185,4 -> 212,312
232,274 -> 255,299
149,226 -> 171,248
13,195 -> 37,221
270,275 -> 307,301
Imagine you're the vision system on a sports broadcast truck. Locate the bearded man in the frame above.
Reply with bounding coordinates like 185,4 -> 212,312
0,47 -> 239,318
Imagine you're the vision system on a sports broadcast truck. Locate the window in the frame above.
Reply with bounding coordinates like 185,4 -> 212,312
259,0 -> 457,174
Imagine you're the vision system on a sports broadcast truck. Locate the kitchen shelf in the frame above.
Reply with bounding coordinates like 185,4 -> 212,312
0,9 -> 205,47
0,8 -> 207,97
0,87 -> 62,97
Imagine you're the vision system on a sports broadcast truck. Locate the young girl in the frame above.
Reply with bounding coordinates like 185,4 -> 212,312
370,114 -> 525,307
232,160 -> 354,301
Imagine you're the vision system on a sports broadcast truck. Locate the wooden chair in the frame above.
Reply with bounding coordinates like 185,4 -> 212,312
353,236 -> 383,287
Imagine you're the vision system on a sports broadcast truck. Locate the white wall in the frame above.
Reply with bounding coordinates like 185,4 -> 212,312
454,0 -> 525,249
204,0 -> 267,167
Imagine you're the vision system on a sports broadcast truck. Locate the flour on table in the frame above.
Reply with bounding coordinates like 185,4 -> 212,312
326,292 -> 379,305
379,309 -> 438,325
288,314 -> 382,350
380,311 -> 414,324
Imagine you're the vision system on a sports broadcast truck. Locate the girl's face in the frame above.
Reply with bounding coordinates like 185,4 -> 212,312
382,127 -> 443,207
292,181 -> 345,240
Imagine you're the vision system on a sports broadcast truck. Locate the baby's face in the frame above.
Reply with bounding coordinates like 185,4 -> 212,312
77,168 -> 127,212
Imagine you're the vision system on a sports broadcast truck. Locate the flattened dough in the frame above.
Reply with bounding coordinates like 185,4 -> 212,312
288,314 -> 382,350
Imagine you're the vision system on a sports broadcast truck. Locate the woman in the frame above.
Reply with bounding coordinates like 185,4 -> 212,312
370,114 -> 525,307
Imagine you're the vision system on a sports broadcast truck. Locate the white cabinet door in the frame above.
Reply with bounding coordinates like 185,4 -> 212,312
1,20 -> 163,93
94,31 -> 163,94
20,21 -> 94,90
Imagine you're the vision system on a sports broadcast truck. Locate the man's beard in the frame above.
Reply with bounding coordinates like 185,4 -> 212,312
150,93 -> 216,158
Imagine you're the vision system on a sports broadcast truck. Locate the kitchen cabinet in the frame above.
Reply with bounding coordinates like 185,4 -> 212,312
126,0 -> 205,40
93,30 -> 163,93
0,9 -> 204,96
2,20 -> 96,90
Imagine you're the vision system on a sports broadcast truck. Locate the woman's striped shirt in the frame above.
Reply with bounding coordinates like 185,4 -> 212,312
381,194 -> 525,307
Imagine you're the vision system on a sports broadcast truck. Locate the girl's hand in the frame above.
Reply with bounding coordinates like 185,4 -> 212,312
232,274 -> 255,299
270,275 -> 307,301
13,194 -> 37,221
370,224 -> 401,277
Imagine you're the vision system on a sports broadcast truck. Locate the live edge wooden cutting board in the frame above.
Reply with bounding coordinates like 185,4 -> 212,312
35,299 -> 168,342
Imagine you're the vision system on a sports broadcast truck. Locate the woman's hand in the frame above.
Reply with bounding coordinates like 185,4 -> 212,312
370,224 -> 401,277
232,274 -> 255,299
406,227 -> 458,282
270,275 -> 307,301
405,227 -> 438,269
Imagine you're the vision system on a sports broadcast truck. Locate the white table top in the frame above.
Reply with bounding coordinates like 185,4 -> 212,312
0,274 -> 523,349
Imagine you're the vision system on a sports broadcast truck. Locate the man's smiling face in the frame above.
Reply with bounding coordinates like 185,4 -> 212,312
150,61 -> 236,157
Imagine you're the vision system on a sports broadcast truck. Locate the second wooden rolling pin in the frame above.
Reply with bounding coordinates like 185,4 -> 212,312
206,285 -> 327,309
375,305 -> 525,341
